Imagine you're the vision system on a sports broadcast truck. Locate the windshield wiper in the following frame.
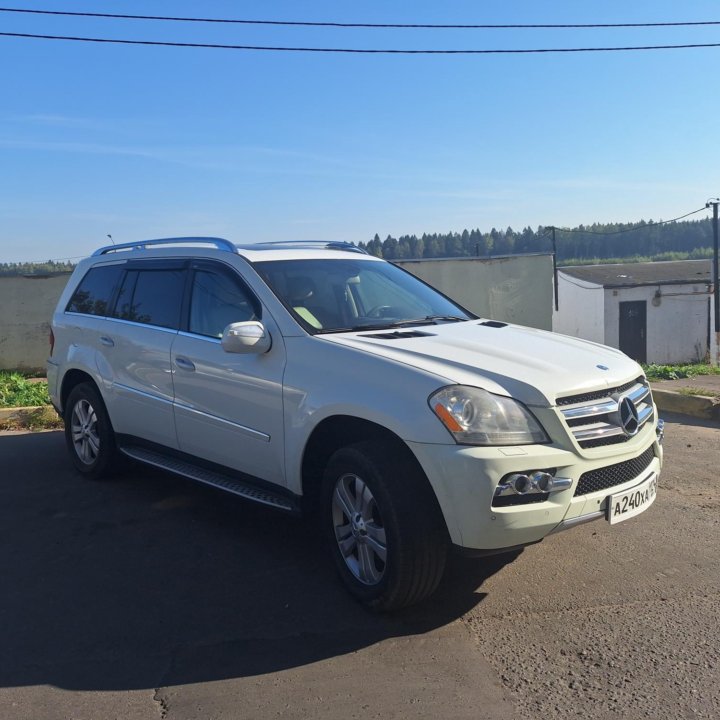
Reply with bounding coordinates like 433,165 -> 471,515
423,315 -> 468,323
317,315 -> 468,334
386,315 -> 468,327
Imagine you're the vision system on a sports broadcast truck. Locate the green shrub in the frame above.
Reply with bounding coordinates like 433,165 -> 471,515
0,372 -> 51,408
643,363 -> 720,381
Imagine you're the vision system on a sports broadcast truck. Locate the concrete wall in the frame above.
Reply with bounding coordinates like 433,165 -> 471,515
552,272 -> 605,344
0,274 -> 72,372
1,254 -> 553,371
397,254 -> 553,330
4,256 -> 713,370
604,283 -> 712,364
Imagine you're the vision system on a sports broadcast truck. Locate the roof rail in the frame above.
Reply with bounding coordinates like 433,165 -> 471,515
92,237 -> 236,256
236,240 -> 368,255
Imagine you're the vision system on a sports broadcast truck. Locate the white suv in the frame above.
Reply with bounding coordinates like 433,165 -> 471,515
48,238 -> 663,610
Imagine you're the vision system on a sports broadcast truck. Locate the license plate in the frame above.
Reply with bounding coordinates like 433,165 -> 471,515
607,473 -> 658,525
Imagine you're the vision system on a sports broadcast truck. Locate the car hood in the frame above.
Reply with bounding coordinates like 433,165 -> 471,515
318,320 -> 642,407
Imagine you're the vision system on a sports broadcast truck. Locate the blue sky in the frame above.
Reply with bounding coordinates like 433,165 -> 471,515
1,0 -> 719,263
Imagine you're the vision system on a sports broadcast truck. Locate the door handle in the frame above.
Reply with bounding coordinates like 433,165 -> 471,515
175,356 -> 196,372
100,336 -> 115,347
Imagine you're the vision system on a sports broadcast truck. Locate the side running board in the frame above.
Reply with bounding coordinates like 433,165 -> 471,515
120,445 -> 299,513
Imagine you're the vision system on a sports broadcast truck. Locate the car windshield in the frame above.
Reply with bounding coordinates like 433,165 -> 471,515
254,258 -> 473,333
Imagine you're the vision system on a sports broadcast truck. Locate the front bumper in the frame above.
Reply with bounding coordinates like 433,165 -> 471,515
408,427 -> 663,552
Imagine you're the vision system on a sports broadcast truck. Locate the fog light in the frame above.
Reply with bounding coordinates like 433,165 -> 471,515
531,471 -> 554,492
494,469 -> 572,506
510,474 -> 531,494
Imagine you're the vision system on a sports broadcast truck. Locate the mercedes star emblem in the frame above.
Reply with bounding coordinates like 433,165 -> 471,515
619,397 -> 640,436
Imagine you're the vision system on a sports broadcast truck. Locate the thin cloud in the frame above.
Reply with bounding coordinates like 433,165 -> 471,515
11,114 -> 103,129
0,137 -> 373,174
0,138 -> 170,161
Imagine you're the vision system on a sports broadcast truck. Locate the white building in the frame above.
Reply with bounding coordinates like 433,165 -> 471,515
553,260 -> 716,364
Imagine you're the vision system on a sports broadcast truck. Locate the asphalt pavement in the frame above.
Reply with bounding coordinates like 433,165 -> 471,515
0,430 -> 509,720
1,412 -> 718,719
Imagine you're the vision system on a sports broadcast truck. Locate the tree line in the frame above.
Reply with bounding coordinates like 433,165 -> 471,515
0,261 -> 75,277
1,218 -> 715,274
358,218 -> 715,264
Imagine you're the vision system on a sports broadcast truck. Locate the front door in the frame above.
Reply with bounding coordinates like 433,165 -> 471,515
171,262 -> 287,486
619,300 -> 647,363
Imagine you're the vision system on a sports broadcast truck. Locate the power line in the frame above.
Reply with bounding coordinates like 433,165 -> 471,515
1,7 -> 719,30
3,32 -> 720,54
1,7 -> 720,30
554,206 -> 709,235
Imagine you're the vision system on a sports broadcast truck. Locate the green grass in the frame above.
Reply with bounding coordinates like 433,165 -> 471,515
643,363 -> 720,381
0,372 -> 51,408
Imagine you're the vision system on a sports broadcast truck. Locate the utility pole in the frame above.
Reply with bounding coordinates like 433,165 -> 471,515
550,226 -> 559,312
708,199 -> 720,366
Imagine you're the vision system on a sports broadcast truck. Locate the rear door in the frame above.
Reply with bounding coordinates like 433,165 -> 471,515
103,260 -> 186,449
171,261 -> 287,486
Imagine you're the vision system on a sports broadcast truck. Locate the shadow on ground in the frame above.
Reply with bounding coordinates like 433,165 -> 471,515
0,431 -> 517,691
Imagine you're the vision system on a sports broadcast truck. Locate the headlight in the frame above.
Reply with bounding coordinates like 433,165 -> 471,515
429,385 -> 549,446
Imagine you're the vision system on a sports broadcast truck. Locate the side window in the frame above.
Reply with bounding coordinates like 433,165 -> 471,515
112,271 -> 138,321
189,269 -> 259,338
66,265 -> 124,316
113,269 -> 185,329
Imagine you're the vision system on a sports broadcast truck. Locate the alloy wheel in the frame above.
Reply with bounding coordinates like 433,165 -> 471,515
331,472 -> 388,585
70,399 -> 100,465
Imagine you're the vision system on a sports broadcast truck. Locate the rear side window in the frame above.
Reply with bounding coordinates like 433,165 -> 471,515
113,269 -> 186,329
66,265 -> 124,316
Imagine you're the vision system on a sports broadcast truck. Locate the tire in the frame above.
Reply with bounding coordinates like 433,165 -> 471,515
64,382 -> 118,480
321,441 -> 448,611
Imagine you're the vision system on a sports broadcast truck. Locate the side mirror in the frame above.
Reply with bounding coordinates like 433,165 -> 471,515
221,321 -> 272,354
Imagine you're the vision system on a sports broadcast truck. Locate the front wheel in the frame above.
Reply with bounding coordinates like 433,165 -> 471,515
64,382 -> 118,480
322,441 -> 448,611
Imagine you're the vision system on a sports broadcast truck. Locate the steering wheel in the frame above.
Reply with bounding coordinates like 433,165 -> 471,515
366,305 -> 394,318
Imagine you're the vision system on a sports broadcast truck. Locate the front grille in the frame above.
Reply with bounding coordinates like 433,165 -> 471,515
574,446 -> 656,497
579,435 -> 631,450
557,377 -> 643,406
557,378 -> 654,449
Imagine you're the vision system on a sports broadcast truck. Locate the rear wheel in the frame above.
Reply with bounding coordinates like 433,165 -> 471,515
64,382 -> 118,480
322,441 -> 448,611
